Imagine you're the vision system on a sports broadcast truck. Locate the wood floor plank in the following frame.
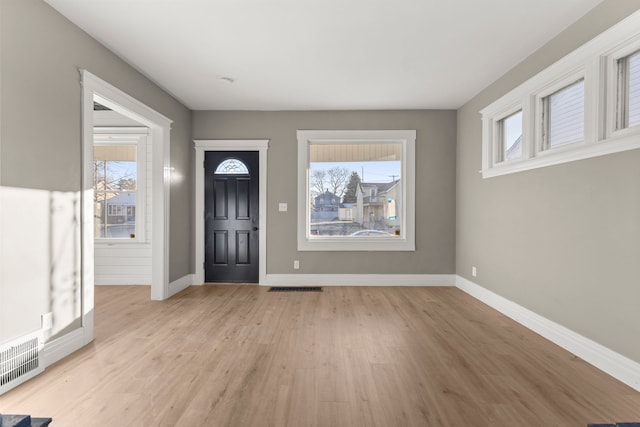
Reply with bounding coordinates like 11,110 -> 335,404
1,285 -> 639,426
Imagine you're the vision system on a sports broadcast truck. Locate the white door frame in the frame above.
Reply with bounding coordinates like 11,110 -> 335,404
194,140 -> 269,285
81,70 -> 172,325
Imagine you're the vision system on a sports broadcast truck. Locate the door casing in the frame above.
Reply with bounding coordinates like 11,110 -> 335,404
194,140 -> 269,285
82,70 -> 172,305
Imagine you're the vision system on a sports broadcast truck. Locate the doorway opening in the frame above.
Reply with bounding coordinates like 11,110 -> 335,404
92,102 -> 151,285
81,70 -> 173,346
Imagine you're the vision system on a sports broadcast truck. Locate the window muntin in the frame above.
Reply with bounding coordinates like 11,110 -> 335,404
543,79 -> 585,149
297,130 -> 415,251
618,49 -> 640,129
215,158 -> 249,175
498,110 -> 523,162
93,141 -> 143,240
630,51 -> 640,127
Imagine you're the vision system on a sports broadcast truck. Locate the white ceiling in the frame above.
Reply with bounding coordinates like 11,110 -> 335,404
45,0 -> 604,111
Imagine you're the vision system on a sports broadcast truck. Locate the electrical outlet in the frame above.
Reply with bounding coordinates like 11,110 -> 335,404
472,266 -> 477,277
42,312 -> 53,330
293,260 -> 300,269
279,203 -> 288,212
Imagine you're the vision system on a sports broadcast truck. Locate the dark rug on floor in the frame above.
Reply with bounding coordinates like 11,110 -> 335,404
588,423 -> 640,427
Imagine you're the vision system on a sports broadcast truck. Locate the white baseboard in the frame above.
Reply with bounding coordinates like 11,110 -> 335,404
168,274 -> 195,297
94,277 -> 151,285
42,327 -> 86,368
455,275 -> 640,392
262,274 -> 456,287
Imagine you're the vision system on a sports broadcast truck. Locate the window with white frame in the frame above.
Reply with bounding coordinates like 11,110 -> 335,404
542,79 -> 585,150
498,110 -> 523,162
480,10 -> 640,178
297,130 -> 415,251
617,49 -> 640,130
93,133 -> 146,241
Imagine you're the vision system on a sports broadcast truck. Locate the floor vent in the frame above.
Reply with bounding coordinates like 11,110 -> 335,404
269,286 -> 323,292
0,330 -> 44,395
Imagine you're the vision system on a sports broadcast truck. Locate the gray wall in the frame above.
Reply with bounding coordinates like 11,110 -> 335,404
0,0 -> 192,342
193,110 -> 456,275
457,0 -> 640,364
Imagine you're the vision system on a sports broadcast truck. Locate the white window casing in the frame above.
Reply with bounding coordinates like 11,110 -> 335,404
606,43 -> 640,135
534,68 -> 589,155
481,10 -> 640,179
297,130 -> 416,251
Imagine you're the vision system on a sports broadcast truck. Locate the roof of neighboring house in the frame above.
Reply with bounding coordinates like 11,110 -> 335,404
358,180 -> 400,204
506,135 -> 522,159
315,190 -> 340,202
358,180 -> 400,194
107,192 -> 136,206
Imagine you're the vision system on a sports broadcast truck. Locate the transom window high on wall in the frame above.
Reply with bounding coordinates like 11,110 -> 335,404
616,49 -> 640,129
93,132 -> 147,241
497,110 -> 523,162
480,12 -> 640,178
542,79 -> 585,150
297,130 -> 416,251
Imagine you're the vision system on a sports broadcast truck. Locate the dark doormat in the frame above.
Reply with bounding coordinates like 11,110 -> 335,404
588,423 -> 640,427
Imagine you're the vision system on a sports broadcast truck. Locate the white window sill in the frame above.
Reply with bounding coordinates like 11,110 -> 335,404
95,240 -> 149,247
482,131 -> 640,178
298,236 -> 415,252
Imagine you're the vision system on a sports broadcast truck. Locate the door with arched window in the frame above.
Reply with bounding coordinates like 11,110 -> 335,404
204,151 -> 259,282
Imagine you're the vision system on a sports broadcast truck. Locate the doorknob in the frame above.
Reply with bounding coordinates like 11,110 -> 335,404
253,227 -> 259,231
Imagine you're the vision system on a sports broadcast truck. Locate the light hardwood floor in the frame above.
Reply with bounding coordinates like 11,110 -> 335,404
1,285 -> 639,426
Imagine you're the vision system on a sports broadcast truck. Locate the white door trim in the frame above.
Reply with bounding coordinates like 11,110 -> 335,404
194,139 -> 269,285
81,70 -> 172,313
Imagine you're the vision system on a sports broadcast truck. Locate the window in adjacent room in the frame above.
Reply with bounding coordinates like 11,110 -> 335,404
93,133 -> 146,241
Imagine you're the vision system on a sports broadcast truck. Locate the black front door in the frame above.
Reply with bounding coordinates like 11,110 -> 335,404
205,151 -> 259,282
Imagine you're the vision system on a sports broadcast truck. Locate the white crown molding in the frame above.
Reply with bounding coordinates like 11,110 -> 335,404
263,274 -> 455,287
455,275 -> 640,392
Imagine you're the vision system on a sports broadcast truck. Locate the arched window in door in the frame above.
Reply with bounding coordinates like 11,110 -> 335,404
214,158 -> 249,175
